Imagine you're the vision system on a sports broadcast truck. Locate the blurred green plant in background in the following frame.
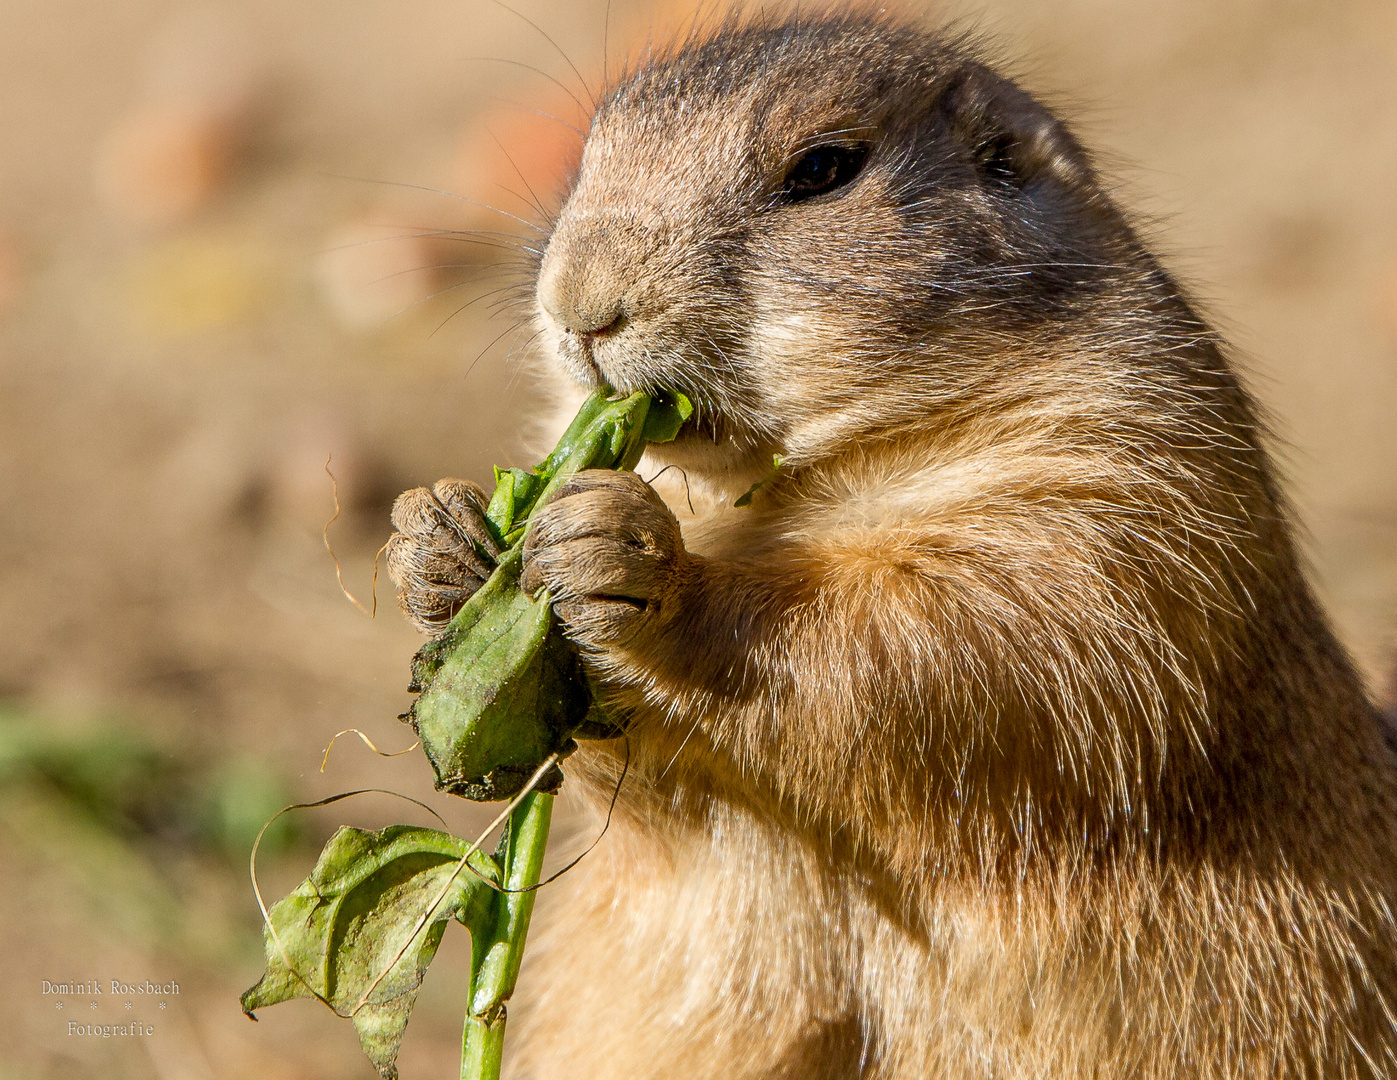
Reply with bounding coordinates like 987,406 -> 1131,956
0,708 -> 307,962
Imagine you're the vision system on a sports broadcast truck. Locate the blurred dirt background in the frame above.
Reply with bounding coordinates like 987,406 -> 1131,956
0,1 -> 1393,1077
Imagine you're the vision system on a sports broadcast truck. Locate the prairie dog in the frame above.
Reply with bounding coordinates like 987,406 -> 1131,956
387,11 -> 1397,1079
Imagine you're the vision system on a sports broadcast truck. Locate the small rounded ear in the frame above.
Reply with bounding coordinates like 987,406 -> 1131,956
937,66 -> 1095,194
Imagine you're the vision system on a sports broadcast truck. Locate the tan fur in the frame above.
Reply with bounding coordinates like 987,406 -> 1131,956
390,9 -> 1397,1077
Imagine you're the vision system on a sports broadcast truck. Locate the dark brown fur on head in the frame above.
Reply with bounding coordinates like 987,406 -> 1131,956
390,8 -> 1397,1077
536,10 -> 1206,479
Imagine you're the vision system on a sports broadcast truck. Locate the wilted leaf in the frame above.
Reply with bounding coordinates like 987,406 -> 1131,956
407,549 -> 588,799
241,824 -> 500,1079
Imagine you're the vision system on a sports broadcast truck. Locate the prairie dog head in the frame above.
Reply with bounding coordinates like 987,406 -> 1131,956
535,13 -> 1147,478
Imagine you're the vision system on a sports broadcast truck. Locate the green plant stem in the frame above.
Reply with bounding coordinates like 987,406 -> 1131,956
460,790 -> 554,1080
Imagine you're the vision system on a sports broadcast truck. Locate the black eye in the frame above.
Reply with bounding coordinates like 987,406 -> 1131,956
781,143 -> 869,202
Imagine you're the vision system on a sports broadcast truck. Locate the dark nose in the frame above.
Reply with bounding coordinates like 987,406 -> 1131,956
569,307 -> 624,338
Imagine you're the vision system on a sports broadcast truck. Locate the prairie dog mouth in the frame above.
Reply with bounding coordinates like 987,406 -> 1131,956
548,322 -> 606,387
539,307 -> 749,458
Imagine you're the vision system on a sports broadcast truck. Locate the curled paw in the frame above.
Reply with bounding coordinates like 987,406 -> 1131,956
386,478 -> 502,637
521,469 -> 687,650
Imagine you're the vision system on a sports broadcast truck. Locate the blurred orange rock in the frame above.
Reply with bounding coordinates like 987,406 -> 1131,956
95,8 -> 264,227
451,103 -> 584,211
96,105 -> 239,227
315,219 -> 449,330
442,0 -> 707,239
447,89 -> 587,250
612,0 -> 714,67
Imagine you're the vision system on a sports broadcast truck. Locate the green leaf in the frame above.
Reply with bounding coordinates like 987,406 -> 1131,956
640,391 -> 694,446
241,825 -> 500,1079
485,468 -> 516,534
734,454 -> 786,508
402,388 -> 692,802
485,469 -> 540,538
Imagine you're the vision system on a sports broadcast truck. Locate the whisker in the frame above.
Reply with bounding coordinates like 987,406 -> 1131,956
316,171 -> 547,233
602,0 -> 613,87
382,273 -> 521,323
482,0 -> 597,111
432,283 -> 532,338
485,129 -> 556,228
480,94 -> 588,138
462,56 -> 592,122
504,327 -> 546,371
366,261 -> 510,287
645,464 -> 696,515
464,319 -> 536,381
321,230 -> 541,264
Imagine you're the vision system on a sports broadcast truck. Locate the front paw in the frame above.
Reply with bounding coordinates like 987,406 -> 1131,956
385,478 -> 502,637
520,470 -> 687,650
